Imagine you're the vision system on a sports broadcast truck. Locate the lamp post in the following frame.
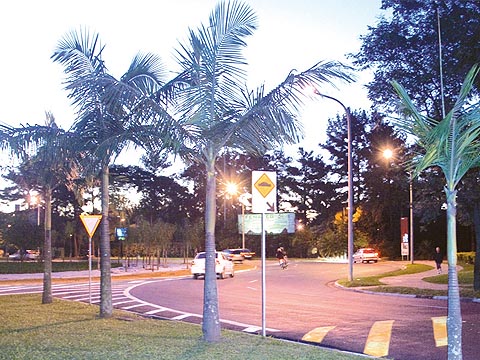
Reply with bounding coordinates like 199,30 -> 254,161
314,91 -> 354,282
408,173 -> 414,264
30,193 -> 40,226
383,149 -> 414,264
239,193 -> 252,249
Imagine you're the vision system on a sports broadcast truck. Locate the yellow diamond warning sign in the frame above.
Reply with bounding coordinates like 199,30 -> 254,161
252,171 -> 277,213
254,173 -> 275,198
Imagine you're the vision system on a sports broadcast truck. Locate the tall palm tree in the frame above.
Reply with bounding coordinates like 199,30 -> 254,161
0,112 -> 77,304
52,28 -> 172,318
392,64 -> 480,360
165,0 -> 354,342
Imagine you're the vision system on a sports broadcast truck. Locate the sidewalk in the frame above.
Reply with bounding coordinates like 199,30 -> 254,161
0,259 -> 190,282
379,260 -> 449,291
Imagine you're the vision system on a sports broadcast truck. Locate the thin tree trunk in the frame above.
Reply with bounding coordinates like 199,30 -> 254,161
445,188 -> 462,359
473,201 -> 480,291
42,187 -> 53,304
99,165 -> 112,318
202,156 -> 220,342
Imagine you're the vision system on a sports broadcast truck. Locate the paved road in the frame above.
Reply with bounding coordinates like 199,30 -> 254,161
1,260 -> 478,359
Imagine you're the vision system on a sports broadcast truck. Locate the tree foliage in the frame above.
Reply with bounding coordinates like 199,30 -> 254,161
353,0 -> 480,117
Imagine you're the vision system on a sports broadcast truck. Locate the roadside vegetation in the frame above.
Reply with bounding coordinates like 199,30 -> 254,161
0,260 -> 122,274
338,263 -> 433,287
339,263 -> 480,299
0,294 -> 361,360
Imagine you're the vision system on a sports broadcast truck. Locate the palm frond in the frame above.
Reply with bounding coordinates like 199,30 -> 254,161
392,64 -> 480,186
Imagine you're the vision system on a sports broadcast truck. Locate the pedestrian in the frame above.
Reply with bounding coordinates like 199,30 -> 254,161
434,247 -> 443,274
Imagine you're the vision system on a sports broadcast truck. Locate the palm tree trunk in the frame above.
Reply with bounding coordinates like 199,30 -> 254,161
42,187 -> 53,304
202,156 -> 221,342
445,188 -> 462,359
99,164 -> 112,318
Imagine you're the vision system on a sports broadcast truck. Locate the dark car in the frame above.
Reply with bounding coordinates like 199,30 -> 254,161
239,248 -> 255,259
222,249 -> 245,262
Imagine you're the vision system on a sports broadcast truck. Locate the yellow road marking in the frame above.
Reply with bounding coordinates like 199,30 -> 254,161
363,320 -> 394,357
302,326 -> 336,343
432,316 -> 447,347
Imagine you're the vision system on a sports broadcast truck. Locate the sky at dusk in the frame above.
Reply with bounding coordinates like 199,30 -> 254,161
0,0 -> 384,165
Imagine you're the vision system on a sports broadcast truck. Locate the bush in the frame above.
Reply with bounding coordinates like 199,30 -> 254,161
457,252 -> 475,264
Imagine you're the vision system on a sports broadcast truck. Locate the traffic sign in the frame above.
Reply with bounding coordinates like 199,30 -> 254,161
80,214 -> 102,238
251,171 -> 277,213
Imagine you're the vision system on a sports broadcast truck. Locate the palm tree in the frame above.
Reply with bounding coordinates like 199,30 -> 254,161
0,112 -> 77,304
52,28 -> 171,318
392,64 -> 480,360
165,0 -> 354,342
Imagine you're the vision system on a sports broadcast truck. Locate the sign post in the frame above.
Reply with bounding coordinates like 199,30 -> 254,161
80,214 -> 102,304
251,171 -> 276,337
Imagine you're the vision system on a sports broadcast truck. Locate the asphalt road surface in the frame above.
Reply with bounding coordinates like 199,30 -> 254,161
127,260 -> 479,360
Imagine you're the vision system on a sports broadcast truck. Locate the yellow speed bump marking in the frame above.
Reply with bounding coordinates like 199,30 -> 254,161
432,316 -> 447,347
363,320 -> 394,357
302,326 -> 336,343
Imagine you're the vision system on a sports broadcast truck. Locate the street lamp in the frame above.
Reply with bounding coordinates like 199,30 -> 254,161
225,182 -> 252,249
30,193 -> 41,226
239,193 -> 252,249
313,90 -> 354,282
383,149 -> 414,264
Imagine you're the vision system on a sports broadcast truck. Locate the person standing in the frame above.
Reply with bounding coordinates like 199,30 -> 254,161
434,247 -> 443,274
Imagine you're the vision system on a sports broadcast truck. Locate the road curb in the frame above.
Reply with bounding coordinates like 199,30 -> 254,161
334,281 -> 480,303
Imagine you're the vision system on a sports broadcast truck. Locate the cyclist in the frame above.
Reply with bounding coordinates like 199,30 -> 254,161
276,246 -> 288,269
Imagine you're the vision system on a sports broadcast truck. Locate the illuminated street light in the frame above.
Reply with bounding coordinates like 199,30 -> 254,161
30,192 -> 41,226
238,193 -> 252,249
383,149 -> 414,264
225,182 -> 252,249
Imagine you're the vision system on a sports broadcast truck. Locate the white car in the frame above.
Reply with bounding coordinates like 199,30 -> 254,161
353,248 -> 379,263
8,250 -> 40,261
191,251 -> 234,279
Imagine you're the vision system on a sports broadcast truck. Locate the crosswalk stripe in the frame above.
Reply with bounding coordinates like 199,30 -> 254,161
432,316 -> 447,347
363,320 -> 394,357
301,326 -> 336,343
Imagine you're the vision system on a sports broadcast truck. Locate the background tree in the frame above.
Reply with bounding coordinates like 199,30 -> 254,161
353,0 -> 480,117
354,0 -> 480,292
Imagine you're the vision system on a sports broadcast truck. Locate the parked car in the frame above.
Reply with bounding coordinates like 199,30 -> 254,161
222,249 -> 244,262
191,251 -> 235,279
353,248 -> 379,263
239,248 -> 255,259
8,250 -> 40,261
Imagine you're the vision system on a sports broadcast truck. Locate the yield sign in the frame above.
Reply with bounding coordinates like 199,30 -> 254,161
80,214 -> 102,238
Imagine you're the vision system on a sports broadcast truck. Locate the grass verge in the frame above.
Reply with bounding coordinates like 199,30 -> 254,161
338,262 -> 480,299
337,263 -> 433,288
0,294 -> 362,360
0,260 -> 122,274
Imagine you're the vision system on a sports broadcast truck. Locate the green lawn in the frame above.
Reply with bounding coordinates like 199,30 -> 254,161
0,294 -> 362,360
339,262 -> 480,299
337,263 -> 433,287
